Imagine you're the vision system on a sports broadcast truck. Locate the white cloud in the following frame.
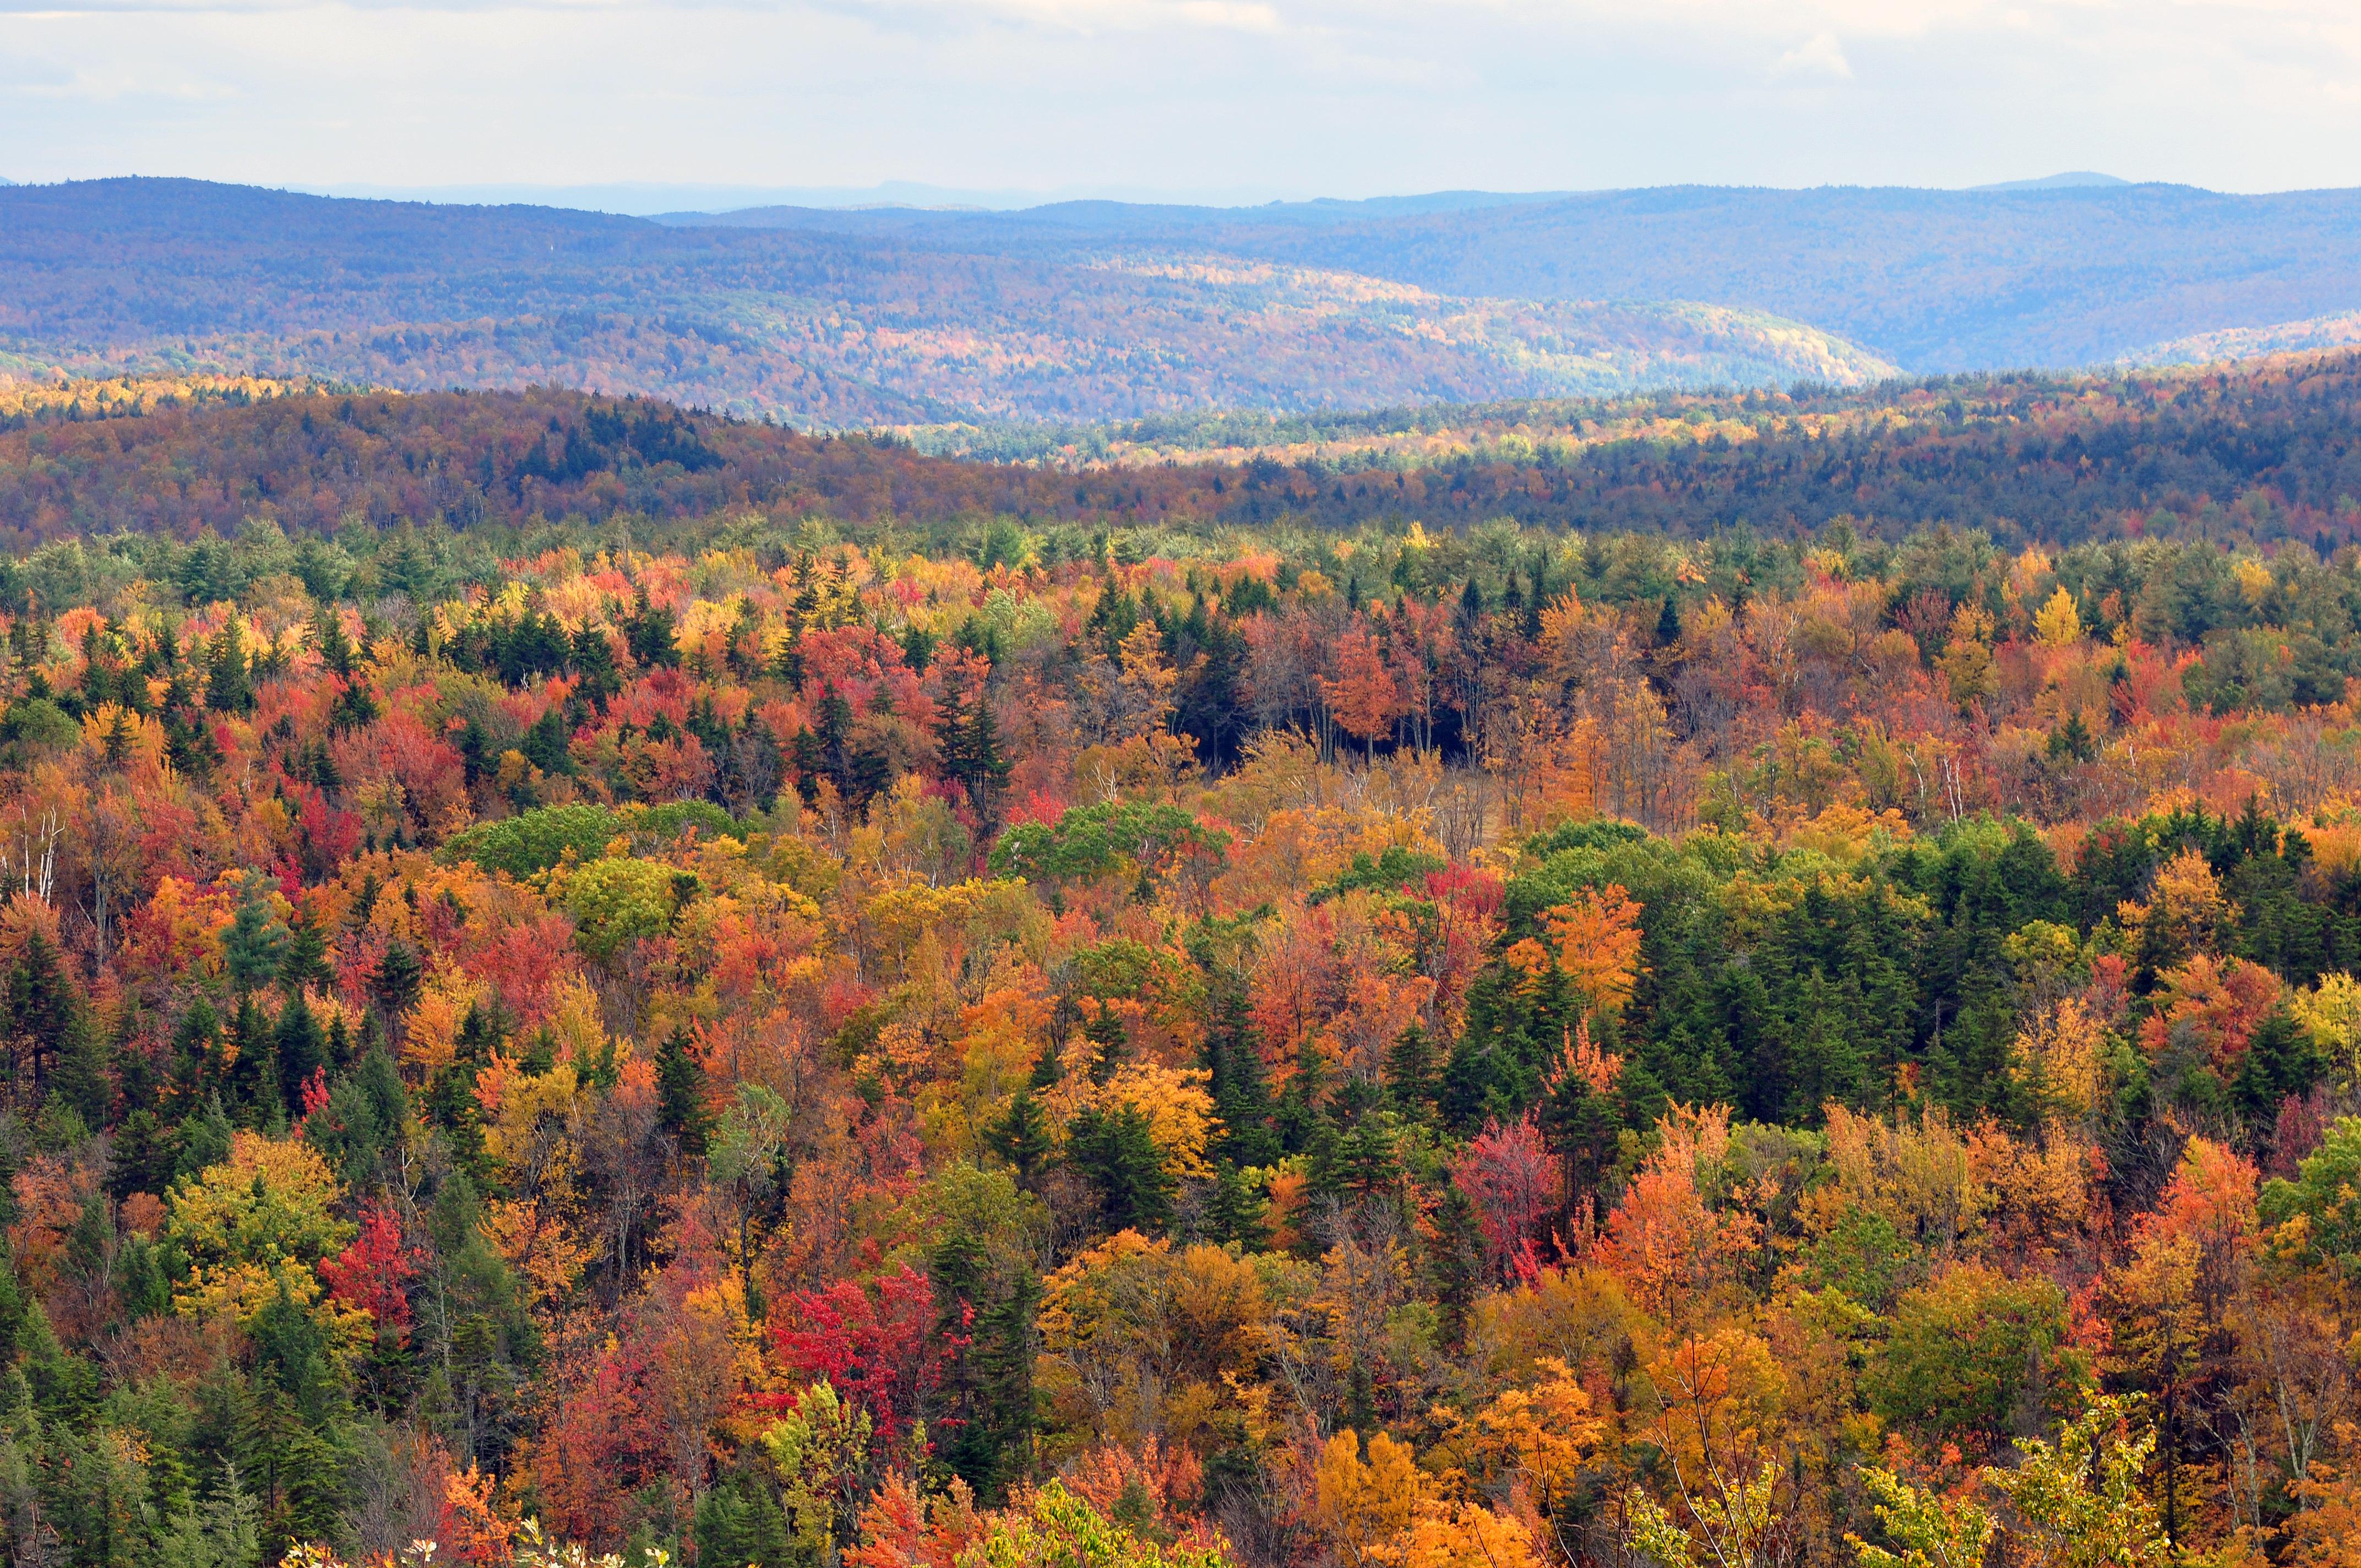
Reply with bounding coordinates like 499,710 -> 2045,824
1772,29 -> 1852,77
3,0 -> 2361,194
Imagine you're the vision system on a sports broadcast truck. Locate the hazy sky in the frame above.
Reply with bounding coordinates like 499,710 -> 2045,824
6,0 -> 2361,200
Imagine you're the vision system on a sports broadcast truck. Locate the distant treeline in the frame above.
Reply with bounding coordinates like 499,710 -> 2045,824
4,354 -> 2361,551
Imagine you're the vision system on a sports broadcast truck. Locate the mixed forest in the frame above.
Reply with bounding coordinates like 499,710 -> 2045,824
0,182 -> 1893,427
8,360 -> 2361,1568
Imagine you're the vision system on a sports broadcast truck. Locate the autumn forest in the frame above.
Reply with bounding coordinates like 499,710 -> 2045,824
4,355 -> 2361,1568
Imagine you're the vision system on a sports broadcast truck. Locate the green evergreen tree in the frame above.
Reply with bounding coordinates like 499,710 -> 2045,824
223,876 -> 289,997
931,1209 -> 1039,1502
371,938 -> 423,1026
1204,1163 -> 1271,1251
276,911 -> 330,997
1429,1185 -> 1484,1348
223,996 -> 274,1127
986,1090 -> 1054,1190
1385,1023 -> 1440,1124
6,925 -> 80,1095
274,995 -> 325,1117
655,1027 -> 712,1158
1065,1104 -> 1172,1232
204,621 -> 253,714
694,1473 -> 791,1568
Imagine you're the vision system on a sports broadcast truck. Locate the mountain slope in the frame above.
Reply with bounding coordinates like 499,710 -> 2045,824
9,350 -> 2361,551
686,183 -> 2361,372
0,180 -> 1891,427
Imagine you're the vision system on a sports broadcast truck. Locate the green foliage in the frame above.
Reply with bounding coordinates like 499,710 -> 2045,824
1846,1465 -> 1995,1568
1980,1396 -> 2170,1567
2260,1114 -> 2361,1275
150,1464 -> 263,1568
1865,1266 -> 2067,1447
965,1481 -> 1231,1568
1065,1104 -> 1174,1233
989,803 -> 1227,893
444,803 -> 619,878
562,857 -> 692,960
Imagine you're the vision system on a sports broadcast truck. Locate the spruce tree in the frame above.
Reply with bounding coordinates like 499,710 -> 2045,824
1429,1186 -> 1484,1347
1205,1163 -> 1271,1250
371,939 -> 423,1024
224,996 -> 274,1126
1065,1104 -> 1172,1232
1386,1023 -> 1440,1124
224,875 -> 289,997
278,910 -> 331,997
986,1090 -> 1054,1190
656,1027 -> 712,1157
205,620 -> 254,714
6,925 -> 78,1092
930,1215 -> 1038,1501
275,994 -> 325,1117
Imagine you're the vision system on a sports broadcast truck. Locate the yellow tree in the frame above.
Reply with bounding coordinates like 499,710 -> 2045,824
166,1131 -> 357,1328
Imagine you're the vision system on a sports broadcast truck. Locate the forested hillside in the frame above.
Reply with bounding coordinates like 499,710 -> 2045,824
3,361 -> 2361,1568
0,181 -> 1891,427
666,182 -> 2361,372
5,352 -> 2361,553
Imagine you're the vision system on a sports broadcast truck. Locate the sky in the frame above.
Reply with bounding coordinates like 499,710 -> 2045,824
6,0 -> 2361,202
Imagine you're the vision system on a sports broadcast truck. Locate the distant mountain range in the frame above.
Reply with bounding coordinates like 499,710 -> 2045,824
670,182 -> 2361,372
2,176 -> 2359,429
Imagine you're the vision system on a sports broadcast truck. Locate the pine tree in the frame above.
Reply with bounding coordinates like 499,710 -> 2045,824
171,995 -> 222,1107
176,1093 -> 235,1181
986,1090 -> 1054,1189
371,939 -> 423,1026
1065,1104 -> 1172,1232
695,1474 -> 791,1568
1205,1163 -> 1271,1250
224,875 -> 289,997
1204,992 -> 1280,1167
205,620 -> 254,714
224,995 -> 274,1126
1429,1186 -> 1484,1347
278,910 -> 331,997
275,995 -> 325,1117
656,1027 -> 712,1157
47,1008 -> 111,1134
106,1109 -> 178,1202
313,609 -> 355,678
930,1211 -> 1038,1502
6,925 -> 80,1093
570,624 -> 622,707
1386,1023 -> 1440,1124
962,693 -> 1012,819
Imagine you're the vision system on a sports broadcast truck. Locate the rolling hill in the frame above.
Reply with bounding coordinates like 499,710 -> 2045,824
0,180 -> 1892,428
677,183 -> 2361,373
7,350 -> 2360,553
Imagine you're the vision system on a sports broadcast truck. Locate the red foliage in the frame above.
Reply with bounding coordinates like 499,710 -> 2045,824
772,1264 -> 949,1438
318,1201 -> 420,1339
1451,1114 -> 1560,1280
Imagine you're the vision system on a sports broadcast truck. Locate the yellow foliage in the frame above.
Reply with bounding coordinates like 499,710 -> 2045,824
404,971 -> 486,1072
2118,848 -> 2235,965
1314,1427 -> 1543,1568
1462,1358 -> 1603,1506
2290,972 -> 2361,1086
165,1131 -> 356,1329
2034,588 -> 2084,648
1314,1430 -> 1427,1565
2010,996 -> 2108,1117
1813,1104 -> 1988,1254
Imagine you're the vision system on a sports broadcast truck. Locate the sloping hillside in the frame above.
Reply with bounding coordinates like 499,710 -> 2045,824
0,180 -> 1892,427
8,351 -> 2361,551
687,183 -> 2361,372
